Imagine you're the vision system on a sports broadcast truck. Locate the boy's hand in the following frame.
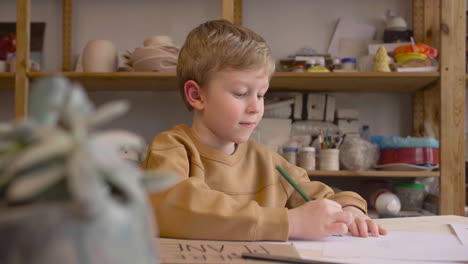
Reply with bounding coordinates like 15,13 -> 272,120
342,206 -> 388,237
287,198 -> 353,240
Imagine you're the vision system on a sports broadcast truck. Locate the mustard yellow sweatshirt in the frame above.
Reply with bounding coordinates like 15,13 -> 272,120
143,124 -> 367,241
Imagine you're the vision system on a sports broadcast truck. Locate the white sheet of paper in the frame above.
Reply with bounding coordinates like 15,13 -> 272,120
299,255 -> 459,264
318,231 -> 468,262
328,17 -> 376,58
450,223 -> 468,246
338,38 -> 371,58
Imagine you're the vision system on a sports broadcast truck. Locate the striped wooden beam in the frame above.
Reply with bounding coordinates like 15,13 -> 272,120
439,0 -> 466,215
62,0 -> 73,71
222,0 -> 242,25
15,0 -> 30,119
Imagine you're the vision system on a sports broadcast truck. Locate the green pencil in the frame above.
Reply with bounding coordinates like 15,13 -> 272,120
276,165 -> 311,202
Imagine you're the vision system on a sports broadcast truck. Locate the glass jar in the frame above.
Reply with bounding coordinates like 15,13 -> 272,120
298,147 -> 316,171
394,183 -> 426,211
331,58 -> 342,72
360,125 -> 371,142
293,64 -> 305,72
341,57 -> 357,72
282,147 -> 298,165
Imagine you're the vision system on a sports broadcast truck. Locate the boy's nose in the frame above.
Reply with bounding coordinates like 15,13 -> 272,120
246,97 -> 261,114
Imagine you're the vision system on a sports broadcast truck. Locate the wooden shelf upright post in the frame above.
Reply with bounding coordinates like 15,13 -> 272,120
414,0 -> 467,215
15,0 -> 30,119
62,0 -> 73,72
412,0 -> 440,139
222,0 -> 242,25
438,0 -> 466,215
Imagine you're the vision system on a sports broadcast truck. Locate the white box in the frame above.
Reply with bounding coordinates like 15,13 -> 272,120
324,95 -> 336,122
306,93 -> 325,121
337,119 -> 360,134
264,98 -> 294,119
306,94 -> 335,122
266,92 -> 303,120
336,108 -> 359,120
292,93 -> 303,120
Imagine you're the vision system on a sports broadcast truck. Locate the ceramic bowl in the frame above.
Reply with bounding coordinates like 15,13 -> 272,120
386,16 -> 408,31
379,147 -> 439,166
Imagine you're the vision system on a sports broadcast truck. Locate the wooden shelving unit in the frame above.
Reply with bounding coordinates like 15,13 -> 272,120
0,73 -> 15,90
9,0 -> 466,215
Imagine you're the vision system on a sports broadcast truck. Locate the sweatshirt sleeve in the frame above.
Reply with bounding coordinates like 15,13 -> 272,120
282,161 -> 368,214
143,146 -> 289,241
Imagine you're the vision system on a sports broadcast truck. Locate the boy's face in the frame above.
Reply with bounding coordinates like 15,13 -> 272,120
194,67 -> 269,148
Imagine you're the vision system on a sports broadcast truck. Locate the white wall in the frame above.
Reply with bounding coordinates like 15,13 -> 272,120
0,90 -> 14,121
1,0 -> 414,140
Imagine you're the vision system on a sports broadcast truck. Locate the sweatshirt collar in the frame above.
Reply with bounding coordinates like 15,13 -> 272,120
179,124 -> 247,165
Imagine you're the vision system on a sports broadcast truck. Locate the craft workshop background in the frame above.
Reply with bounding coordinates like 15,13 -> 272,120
0,0 -> 467,217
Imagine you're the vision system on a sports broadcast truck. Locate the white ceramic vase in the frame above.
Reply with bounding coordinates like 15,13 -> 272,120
82,40 -> 118,72
375,192 -> 401,216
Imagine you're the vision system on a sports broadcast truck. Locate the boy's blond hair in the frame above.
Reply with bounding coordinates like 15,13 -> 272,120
177,19 -> 275,110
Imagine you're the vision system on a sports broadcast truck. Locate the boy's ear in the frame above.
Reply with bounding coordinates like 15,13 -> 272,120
183,80 -> 205,110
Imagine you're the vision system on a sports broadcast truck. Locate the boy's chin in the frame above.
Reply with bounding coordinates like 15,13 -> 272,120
233,139 -> 249,144
232,136 -> 251,144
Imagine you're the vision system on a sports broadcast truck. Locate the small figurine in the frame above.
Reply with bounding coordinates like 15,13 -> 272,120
374,46 -> 392,72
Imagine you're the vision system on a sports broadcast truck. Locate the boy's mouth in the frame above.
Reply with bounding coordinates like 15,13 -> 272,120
239,122 -> 256,128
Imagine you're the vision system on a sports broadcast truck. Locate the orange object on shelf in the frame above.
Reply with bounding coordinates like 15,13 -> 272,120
393,43 -> 438,60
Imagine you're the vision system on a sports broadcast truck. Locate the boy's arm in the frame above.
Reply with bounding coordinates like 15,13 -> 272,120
283,164 -> 367,214
278,161 -> 386,239
144,147 -> 289,241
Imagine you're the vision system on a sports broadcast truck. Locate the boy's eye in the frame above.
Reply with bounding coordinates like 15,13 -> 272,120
257,94 -> 265,99
234,92 -> 247,97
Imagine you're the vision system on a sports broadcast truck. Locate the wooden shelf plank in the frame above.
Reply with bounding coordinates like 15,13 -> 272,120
0,73 -> 15,90
29,72 -> 178,91
308,170 -> 440,178
29,72 -> 439,92
270,72 -> 439,92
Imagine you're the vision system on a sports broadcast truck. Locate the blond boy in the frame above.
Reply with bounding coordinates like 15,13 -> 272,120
143,20 -> 386,241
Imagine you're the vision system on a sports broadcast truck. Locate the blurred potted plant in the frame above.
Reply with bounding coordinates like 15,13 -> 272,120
0,77 -> 175,264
